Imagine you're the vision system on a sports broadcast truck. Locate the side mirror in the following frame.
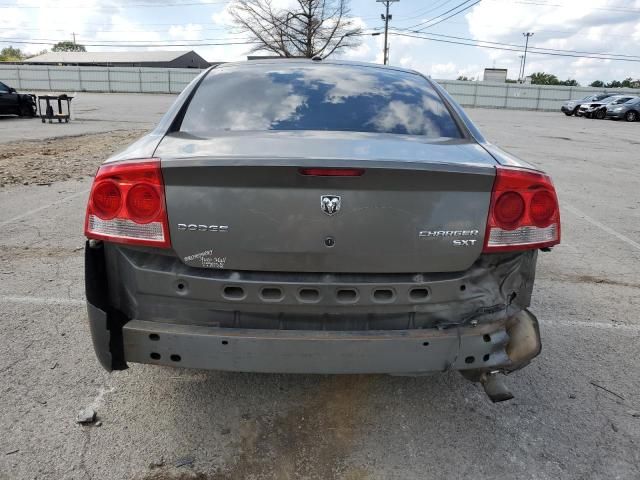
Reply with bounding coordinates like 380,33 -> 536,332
9,88 -> 17,93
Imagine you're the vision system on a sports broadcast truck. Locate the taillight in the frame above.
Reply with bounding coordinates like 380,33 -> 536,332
84,159 -> 171,248
299,168 -> 365,177
483,166 -> 560,253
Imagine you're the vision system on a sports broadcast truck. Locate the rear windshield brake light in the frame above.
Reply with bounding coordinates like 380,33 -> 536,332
299,168 -> 365,177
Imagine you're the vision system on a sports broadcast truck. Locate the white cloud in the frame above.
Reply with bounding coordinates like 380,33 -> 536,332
3,0 -> 639,85
464,0 -> 640,83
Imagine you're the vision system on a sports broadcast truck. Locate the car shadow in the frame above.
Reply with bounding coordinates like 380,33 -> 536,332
0,115 -> 37,121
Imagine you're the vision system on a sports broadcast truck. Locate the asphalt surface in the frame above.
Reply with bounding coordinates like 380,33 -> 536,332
0,93 -> 176,144
0,96 -> 639,480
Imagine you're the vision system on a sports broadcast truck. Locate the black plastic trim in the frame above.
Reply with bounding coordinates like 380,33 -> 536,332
85,241 -> 128,371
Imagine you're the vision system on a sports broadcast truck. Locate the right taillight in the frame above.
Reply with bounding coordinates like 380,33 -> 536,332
483,166 -> 560,253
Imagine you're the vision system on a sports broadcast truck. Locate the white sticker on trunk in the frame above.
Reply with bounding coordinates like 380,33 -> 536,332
183,250 -> 227,269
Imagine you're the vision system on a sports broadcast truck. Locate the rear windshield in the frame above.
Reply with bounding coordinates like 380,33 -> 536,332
179,63 -> 462,139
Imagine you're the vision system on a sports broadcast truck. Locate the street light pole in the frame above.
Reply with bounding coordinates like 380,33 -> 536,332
377,0 -> 399,65
521,32 -> 534,81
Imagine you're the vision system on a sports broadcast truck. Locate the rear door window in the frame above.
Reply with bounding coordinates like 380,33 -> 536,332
180,63 -> 462,139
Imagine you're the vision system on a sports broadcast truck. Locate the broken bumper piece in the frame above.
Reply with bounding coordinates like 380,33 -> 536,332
90,309 -> 541,375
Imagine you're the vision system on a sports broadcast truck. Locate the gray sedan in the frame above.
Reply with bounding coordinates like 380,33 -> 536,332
83,60 -> 561,402
606,97 -> 640,121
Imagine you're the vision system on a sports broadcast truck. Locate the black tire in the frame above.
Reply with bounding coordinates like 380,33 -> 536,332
564,111 -> 573,116
625,110 -> 638,122
595,109 -> 606,120
572,106 -> 580,116
19,103 -> 34,117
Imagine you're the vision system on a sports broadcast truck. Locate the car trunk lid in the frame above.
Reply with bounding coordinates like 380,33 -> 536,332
156,131 -> 497,273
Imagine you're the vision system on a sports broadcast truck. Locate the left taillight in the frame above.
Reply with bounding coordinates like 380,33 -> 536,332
84,159 -> 171,248
483,166 -> 560,253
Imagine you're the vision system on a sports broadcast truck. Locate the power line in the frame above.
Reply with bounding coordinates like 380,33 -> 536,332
0,29 -> 382,48
0,39 -> 260,47
0,35 -> 254,44
0,25 -> 236,33
397,0 -> 457,21
398,0 -> 478,32
413,0 -> 482,31
0,0 -> 231,8
488,0 -> 640,14
388,31 -> 640,63
390,30 -> 640,60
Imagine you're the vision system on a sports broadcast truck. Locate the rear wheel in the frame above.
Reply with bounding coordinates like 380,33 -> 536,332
563,111 -> 572,116
595,109 -> 606,120
625,110 -> 638,122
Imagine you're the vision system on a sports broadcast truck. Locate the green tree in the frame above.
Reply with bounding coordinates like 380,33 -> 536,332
530,72 -> 560,85
52,41 -> 86,52
590,80 -> 604,88
560,79 -> 579,87
619,77 -> 640,88
605,80 -> 623,88
0,46 -> 25,61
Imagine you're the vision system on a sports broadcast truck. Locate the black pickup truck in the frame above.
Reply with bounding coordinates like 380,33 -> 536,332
0,81 -> 36,116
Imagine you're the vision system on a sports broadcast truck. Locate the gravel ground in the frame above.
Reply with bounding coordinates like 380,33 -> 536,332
0,96 -> 639,480
0,130 -> 146,187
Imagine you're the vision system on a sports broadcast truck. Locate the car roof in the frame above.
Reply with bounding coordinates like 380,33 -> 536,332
211,58 -> 424,78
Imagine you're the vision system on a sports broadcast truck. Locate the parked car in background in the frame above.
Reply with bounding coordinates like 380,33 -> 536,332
606,97 -> 640,122
0,81 -> 36,116
561,93 -> 615,116
578,95 -> 634,118
84,60 -> 561,402
580,95 -> 638,119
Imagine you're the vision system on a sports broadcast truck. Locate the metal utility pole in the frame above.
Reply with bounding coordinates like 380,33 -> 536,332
377,0 -> 399,65
518,55 -> 524,82
521,32 -> 534,81
72,32 -> 76,45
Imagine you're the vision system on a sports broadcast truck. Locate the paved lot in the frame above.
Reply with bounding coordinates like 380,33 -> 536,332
0,93 -> 176,144
0,96 -> 639,480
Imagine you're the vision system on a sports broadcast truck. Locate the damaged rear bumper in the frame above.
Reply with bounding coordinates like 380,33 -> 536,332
87,299 -> 540,374
85,241 -> 541,374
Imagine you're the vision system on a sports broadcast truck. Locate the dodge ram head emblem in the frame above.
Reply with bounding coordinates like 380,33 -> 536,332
321,195 -> 341,216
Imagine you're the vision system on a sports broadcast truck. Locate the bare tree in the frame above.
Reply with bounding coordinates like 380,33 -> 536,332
230,0 -> 362,59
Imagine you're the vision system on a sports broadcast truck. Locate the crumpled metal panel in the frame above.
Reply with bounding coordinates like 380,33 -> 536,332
104,245 -> 537,332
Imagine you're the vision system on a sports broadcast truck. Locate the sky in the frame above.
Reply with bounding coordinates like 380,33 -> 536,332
1,0 -> 639,85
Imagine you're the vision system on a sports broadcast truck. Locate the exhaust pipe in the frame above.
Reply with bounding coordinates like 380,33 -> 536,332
480,371 -> 514,403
